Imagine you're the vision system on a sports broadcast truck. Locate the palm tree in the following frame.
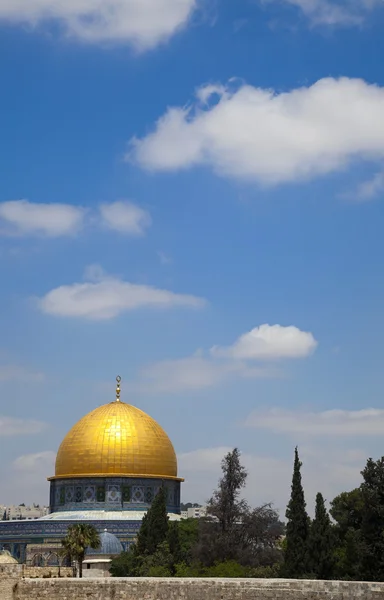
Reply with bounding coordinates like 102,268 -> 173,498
61,524 -> 100,578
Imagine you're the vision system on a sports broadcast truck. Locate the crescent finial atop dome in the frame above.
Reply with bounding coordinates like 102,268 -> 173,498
115,375 -> 121,402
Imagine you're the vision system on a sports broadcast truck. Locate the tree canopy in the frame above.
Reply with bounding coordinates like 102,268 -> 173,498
61,523 -> 100,578
284,447 -> 310,578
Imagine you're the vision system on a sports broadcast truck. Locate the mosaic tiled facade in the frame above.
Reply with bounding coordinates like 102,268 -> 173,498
0,518 -> 141,564
49,477 -> 180,513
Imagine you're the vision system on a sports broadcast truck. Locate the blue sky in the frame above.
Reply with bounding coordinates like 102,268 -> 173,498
1,0 -> 384,516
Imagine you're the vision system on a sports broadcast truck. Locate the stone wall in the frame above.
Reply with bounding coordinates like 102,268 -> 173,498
0,564 -> 23,600
24,566 -> 73,578
11,577 -> 384,600
3,567 -> 384,600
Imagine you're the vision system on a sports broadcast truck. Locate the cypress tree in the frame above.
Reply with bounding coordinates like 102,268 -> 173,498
146,486 -> 169,555
135,511 -> 150,556
284,446 -> 310,578
135,486 -> 169,556
308,493 -> 335,579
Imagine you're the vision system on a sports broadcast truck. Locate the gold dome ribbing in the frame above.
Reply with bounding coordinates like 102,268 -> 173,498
51,379 -> 180,481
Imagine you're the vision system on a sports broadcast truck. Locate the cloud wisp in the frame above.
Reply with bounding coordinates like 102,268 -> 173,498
0,364 -> 45,383
130,324 -> 317,393
0,0 -> 199,50
0,200 -> 85,238
99,200 -> 151,236
265,0 -> 382,27
245,407 -> 384,437
132,355 -> 278,393
12,451 -> 56,472
130,77 -> 384,186
0,416 -> 48,437
0,199 -> 152,238
37,266 -> 206,320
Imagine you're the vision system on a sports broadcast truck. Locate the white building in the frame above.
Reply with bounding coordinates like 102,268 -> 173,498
5,505 -> 49,521
181,506 -> 208,519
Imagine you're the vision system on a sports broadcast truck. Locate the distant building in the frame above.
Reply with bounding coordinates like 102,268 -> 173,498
181,506 -> 208,519
5,506 -> 49,521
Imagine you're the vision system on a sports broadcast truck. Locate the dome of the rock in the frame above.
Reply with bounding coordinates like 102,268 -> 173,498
0,377 -> 183,566
46,377 -> 182,517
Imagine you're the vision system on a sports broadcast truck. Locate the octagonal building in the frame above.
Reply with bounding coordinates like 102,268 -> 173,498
0,377 -> 183,564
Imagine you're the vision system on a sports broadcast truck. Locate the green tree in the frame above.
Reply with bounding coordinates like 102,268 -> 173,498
176,518 -> 199,564
61,524 -> 100,578
308,493 -> 335,579
330,489 -> 364,535
112,486 -> 170,577
110,549 -> 139,577
283,446 -> 310,578
207,448 -> 248,533
330,488 -> 364,580
196,448 -> 248,566
140,541 -> 174,576
135,486 -> 169,557
167,521 -> 183,572
359,457 -> 384,581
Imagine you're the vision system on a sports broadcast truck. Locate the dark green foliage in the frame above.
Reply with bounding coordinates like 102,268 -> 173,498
359,457 -> 384,581
283,447 -> 310,578
330,488 -> 364,580
330,488 -> 364,534
308,493 -> 335,579
136,486 -> 169,556
109,549 -> 139,577
177,517 -> 199,562
167,521 -> 183,569
135,511 -> 150,556
174,560 -> 281,578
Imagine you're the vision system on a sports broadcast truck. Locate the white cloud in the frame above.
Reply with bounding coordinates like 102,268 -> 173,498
131,77 -> 384,185
211,324 -> 317,360
0,200 -> 84,237
99,200 -> 151,235
130,323 -> 314,394
0,416 -> 48,437
0,199 -> 154,238
0,0 -> 198,49
12,450 -> 56,472
37,266 -> 206,320
354,170 -> 384,201
245,407 -> 384,436
268,0 -> 382,26
133,355 -> 276,393
0,364 -> 45,383
1,451 -> 56,505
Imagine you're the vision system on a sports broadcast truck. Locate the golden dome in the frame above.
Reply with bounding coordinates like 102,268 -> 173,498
51,380 -> 181,481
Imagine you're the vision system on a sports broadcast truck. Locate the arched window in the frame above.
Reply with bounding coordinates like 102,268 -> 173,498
47,553 -> 59,566
32,554 -> 44,567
